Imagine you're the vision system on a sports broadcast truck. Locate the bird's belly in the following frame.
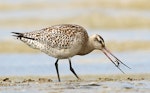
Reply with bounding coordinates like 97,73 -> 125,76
42,47 -> 81,59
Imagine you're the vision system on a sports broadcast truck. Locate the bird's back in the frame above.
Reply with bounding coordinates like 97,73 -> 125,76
16,24 -> 89,59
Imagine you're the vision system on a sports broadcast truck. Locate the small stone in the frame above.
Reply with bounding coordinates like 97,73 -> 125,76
38,78 -> 52,83
3,78 -> 11,82
127,77 -> 133,81
22,79 -> 35,83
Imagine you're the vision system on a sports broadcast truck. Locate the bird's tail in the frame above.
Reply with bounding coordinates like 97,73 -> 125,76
12,32 -> 40,49
12,32 -> 24,39
12,32 -> 35,40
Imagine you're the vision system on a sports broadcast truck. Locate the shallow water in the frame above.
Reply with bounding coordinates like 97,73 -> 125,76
0,51 -> 149,76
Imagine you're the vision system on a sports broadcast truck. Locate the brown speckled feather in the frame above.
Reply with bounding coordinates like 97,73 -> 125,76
14,24 -> 88,58
23,24 -> 88,49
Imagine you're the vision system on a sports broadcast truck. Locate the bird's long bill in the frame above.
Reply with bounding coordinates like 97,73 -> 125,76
101,47 -> 131,73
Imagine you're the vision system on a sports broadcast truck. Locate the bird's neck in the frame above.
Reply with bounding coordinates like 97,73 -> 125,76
77,38 -> 94,55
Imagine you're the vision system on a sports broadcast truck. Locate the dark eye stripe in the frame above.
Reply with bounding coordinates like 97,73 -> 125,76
98,35 -> 104,42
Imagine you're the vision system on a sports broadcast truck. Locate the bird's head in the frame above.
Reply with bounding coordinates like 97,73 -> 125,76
91,34 -> 105,50
91,34 -> 131,73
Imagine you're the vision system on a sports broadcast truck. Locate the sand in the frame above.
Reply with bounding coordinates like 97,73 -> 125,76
0,73 -> 150,93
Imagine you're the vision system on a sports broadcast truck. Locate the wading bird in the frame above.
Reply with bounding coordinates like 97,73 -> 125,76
12,24 -> 130,82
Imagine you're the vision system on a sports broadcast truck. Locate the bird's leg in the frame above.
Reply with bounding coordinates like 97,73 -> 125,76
55,59 -> 61,82
68,58 -> 80,80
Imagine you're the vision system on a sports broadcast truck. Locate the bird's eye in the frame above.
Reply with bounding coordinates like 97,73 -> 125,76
99,40 -> 102,44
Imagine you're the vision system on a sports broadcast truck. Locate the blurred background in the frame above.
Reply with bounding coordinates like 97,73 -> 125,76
0,0 -> 150,76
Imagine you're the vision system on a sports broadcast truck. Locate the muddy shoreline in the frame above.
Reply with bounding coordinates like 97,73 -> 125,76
0,74 -> 149,93
1,73 -> 150,84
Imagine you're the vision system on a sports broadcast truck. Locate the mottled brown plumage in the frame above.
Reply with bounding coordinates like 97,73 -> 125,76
15,24 -> 89,59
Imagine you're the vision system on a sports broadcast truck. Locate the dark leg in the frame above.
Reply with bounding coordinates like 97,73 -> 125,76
55,59 -> 60,82
68,58 -> 80,80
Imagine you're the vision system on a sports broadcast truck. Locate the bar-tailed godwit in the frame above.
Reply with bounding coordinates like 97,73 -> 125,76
12,24 -> 130,81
